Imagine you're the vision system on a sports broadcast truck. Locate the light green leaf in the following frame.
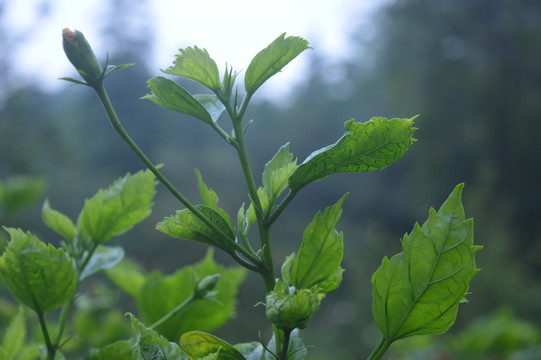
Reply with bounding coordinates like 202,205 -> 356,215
80,245 -> 125,281
371,184 -> 482,342
245,33 -> 310,95
281,253 -> 295,287
289,117 -> 417,191
157,205 -> 235,253
137,250 -> 246,342
77,169 -> 157,244
180,331 -> 245,360
128,313 -> 184,360
290,195 -> 347,290
262,143 -> 298,201
246,187 -> 270,225
0,228 -> 76,314
194,170 -> 234,235
0,176 -> 47,213
41,199 -> 76,241
163,46 -> 221,91
235,342 -> 262,360
2,306 -> 25,356
87,340 -> 133,360
317,265 -> 344,294
143,76 -> 215,124
105,258 -> 146,298
193,94 -> 226,122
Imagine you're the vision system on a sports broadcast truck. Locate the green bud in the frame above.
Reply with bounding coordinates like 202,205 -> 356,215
265,279 -> 320,330
62,28 -> 103,87
194,273 -> 221,298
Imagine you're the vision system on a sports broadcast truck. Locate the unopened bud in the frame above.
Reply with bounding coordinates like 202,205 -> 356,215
62,28 -> 103,86
195,273 -> 220,298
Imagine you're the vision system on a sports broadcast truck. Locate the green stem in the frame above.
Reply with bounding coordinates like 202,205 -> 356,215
367,337 -> 391,360
150,293 -> 196,329
265,190 -> 298,226
279,328 -> 292,360
37,310 -> 55,360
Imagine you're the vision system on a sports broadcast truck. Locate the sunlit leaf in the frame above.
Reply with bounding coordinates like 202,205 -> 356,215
290,195 -> 347,290
41,199 -> 76,242
77,169 -> 157,244
371,184 -> 482,342
163,46 -> 221,91
80,245 -> 125,281
0,228 -> 76,314
180,331 -> 245,360
245,33 -> 310,95
289,117 -> 417,191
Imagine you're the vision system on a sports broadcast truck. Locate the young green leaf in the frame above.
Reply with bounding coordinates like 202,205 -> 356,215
246,187 -> 270,225
127,313 -> 184,360
245,33 -> 310,95
77,169 -> 157,244
144,76 -> 223,124
156,205 -> 236,254
163,46 -> 221,91
42,199 -> 76,242
2,306 -> 26,356
0,228 -> 77,314
290,195 -> 347,290
79,245 -> 125,280
195,170 -> 234,232
371,184 -> 482,342
180,331 -> 245,360
289,117 -> 417,191
262,143 -> 298,201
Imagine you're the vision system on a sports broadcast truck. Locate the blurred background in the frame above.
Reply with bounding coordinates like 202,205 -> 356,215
1,0 -> 541,358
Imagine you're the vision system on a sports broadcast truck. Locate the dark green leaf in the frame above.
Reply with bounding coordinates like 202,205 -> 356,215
180,331 -> 245,360
80,245 -> 125,280
106,258 -> 146,298
143,76 -> 215,124
77,169 -> 157,244
163,46 -> 221,91
371,184 -> 482,342
289,117 -> 417,191
41,199 -> 76,241
245,33 -> 310,95
290,195 -> 347,290
0,228 -> 77,314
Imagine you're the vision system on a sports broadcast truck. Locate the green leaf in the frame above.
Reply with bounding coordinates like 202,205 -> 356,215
163,46 -> 221,91
281,253 -> 295,287
2,306 -> 25,356
317,266 -> 344,294
234,342 -> 262,360
105,258 -> 146,298
41,199 -> 76,241
137,250 -> 246,342
77,169 -> 157,244
0,228 -> 77,314
290,195 -> 347,290
128,313 -> 184,360
87,340 -> 133,360
193,94 -> 226,122
195,170 -> 234,234
371,184 -> 482,342
246,187 -> 270,225
262,143 -> 298,201
180,331 -> 245,360
157,205 -> 235,253
263,329 -> 307,360
143,76 -> 217,124
80,245 -> 125,281
245,33 -> 310,95
289,117 -> 417,191
0,176 -> 47,213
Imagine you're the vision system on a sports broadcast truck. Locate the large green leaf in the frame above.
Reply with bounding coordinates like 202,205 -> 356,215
41,199 -> 76,242
371,184 -> 482,342
137,250 -> 246,342
262,143 -> 298,201
163,46 -> 221,91
290,195 -> 347,290
77,170 -> 157,244
106,258 -> 147,298
245,33 -> 310,95
157,205 -> 235,254
79,245 -> 125,281
289,117 -> 417,191
144,76 -> 224,124
180,332 -> 245,360
0,228 -> 77,314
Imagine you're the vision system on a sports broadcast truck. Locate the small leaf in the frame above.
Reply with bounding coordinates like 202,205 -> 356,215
290,195 -> 347,290
157,206 -> 235,253
194,170 -> 234,233
2,306 -> 26,356
106,258 -> 146,298
163,46 -> 221,91
245,33 -> 310,95
281,253 -> 295,287
42,199 -> 76,241
128,313 -> 184,360
262,143 -> 298,201
371,184 -> 482,342
77,169 -> 157,244
289,117 -> 417,191
80,245 -> 125,281
143,76 -> 215,124
180,331 -> 245,360
0,228 -> 77,314
246,187 -> 270,225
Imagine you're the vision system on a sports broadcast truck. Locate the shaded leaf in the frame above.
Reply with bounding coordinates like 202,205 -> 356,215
263,329 -> 307,360
245,33 -> 310,95
2,306 -> 25,356
0,228 -> 76,314
41,199 -> 76,242
87,340 -> 133,360
289,117 -> 417,191
106,258 -> 147,298
0,176 -> 47,213
195,170 -> 234,234
371,184 -> 482,341
128,313 -> 184,360
180,331 -> 245,360
80,245 -> 125,281
163,46 -> 221,91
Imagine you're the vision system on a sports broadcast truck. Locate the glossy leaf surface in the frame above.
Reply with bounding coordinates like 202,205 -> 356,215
80,245 -> 125,281
371,184 -> 482,341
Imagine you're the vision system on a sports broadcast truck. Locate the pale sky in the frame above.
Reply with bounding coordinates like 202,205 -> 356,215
3,0 -> 388,101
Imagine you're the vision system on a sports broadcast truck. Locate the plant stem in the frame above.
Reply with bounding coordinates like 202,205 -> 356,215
150,293 -> 196,329
265,190 -> 298,226
367,337 -> 391,360
279,328 -> 292,360
37,310 -> 55,360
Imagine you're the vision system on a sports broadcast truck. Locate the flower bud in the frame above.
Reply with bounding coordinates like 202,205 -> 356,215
265,280 -> 320,330
194,273 -> 221,298
62,28 -> 103,86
